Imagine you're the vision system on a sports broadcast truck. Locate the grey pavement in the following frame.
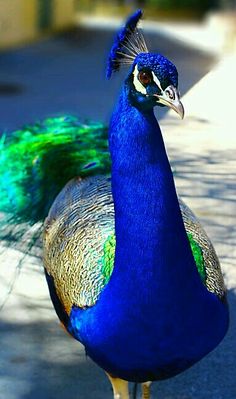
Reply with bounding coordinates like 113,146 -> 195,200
0,23 -> 236,399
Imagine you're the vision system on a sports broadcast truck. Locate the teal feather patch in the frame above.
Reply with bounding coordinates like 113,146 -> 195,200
187,233 -> 206,283
0,116 -> 110,223
102,233 -> 116,284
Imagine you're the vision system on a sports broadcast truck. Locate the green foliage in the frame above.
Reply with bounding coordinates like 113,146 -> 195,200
0,115 -> 110,223
147,0 -> 214,10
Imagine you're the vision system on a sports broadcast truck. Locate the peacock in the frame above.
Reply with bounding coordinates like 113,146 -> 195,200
1,9 -> 229,399
42,10 -> 229,399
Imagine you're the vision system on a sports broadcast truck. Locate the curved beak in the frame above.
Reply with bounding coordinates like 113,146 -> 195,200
153,86 -> 184,119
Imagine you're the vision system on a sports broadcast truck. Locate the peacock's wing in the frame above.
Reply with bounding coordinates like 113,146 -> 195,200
43,175 -> 226,320
179,199 -> 226,299
43,175 -> 115,313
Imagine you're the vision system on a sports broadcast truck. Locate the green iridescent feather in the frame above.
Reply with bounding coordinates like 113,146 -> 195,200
0,115 -> 110,224
187,233 -> 206,283
100,232 -> 206,286
102,234 -> 116,285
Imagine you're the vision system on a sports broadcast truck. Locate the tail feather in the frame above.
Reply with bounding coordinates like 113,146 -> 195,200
0,115 -> 109,308
0,115 -> 110,223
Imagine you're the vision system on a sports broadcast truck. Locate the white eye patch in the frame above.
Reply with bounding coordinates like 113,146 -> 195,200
132,65 -> 164,95
133,65 -> 147,95
151,72 -> 163,93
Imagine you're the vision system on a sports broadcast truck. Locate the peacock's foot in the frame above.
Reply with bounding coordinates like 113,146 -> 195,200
141,381 -> 152,399
106,373 -> 130,399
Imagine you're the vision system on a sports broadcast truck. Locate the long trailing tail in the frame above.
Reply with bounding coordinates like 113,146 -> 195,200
0,115 -> 110,308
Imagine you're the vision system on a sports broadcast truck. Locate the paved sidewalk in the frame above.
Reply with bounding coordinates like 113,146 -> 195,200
0,26 -> 236,399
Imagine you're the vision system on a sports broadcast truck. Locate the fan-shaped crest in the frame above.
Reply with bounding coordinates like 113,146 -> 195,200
106,9 -> 148,79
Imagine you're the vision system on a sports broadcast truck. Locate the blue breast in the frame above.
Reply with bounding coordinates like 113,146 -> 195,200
68,276 -> 228,382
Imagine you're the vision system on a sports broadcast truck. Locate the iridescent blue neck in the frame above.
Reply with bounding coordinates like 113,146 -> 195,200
109,85 -> 195,279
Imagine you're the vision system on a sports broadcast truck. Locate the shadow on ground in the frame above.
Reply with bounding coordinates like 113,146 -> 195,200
0,289 -> 235,399
168,146 -> 236,280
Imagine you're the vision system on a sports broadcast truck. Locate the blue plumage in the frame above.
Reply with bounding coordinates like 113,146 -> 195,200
106,9 -> 144,78
43,10 -> 229,399
135,52 -> 178,87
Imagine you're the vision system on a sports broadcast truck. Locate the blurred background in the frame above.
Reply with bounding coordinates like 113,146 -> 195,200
0,0 -> 236,48
0,1 -> 236,399
0,0 -> 236,131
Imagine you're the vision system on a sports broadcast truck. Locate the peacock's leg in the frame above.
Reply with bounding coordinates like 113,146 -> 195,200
141,381 -> 152,399
106,373 -> 130,399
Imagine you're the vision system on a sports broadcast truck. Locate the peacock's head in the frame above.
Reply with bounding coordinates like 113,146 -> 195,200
128,53 -> 183,117
107,9 -> 184,119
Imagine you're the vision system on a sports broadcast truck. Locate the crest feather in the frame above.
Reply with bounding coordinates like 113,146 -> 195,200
106,9 -> 148,79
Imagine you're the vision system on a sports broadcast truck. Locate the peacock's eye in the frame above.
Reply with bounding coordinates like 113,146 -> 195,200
138,71 -> 152,86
